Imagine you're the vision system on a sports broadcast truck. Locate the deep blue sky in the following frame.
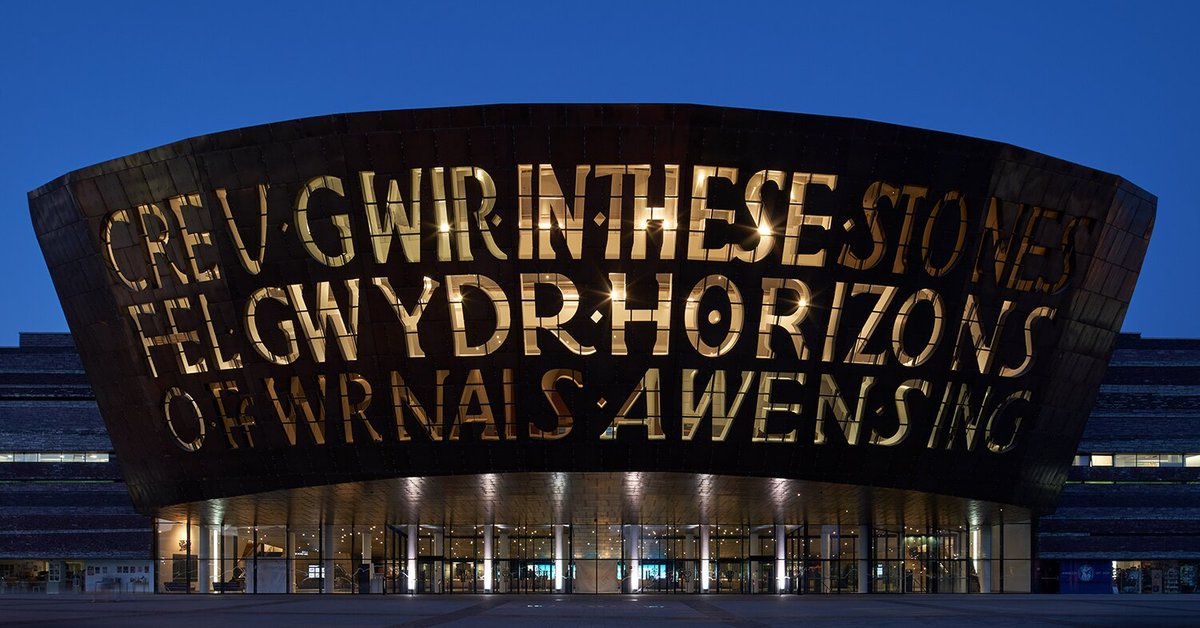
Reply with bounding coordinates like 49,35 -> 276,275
2,1 -> 1196,343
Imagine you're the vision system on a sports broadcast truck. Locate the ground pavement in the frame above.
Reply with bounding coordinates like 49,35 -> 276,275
1,593 -> 1199,627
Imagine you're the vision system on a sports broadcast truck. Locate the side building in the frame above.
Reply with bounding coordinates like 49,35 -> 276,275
1038,333 -> 1200,593
0,333 -> 151,593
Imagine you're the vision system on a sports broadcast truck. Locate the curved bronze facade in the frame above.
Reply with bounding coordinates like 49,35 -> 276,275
29,105 -> 1154,518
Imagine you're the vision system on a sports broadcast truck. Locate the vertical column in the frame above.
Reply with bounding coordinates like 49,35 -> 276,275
433,527 -> 444,592
222,527 -> 237,590
926,525 -> 936,593
857,525 -> 870,594
748,529 -> 759,593
685,529 -> 696,593
361,531 -> 372,594
774,524 -> 786,594
820,525 -> 837,593
197,525 -> 211,594
322,525 -> 334,594
287,529 -> 296,593
959,521 -> 969,594
700,525 -> 710,593
407,524 -> 418,593
625,524 -> 641,593
212,526 -> 222,593
483,525 -> 495,592
554,524 -> 566,592
979,525 -> 993,593
998,509 -> 1006,593
800,524 -> 808,594
498,530 -> 510,593
185,518 -> 193,594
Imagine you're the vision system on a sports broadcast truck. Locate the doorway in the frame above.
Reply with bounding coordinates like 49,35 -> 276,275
749,558 -> 775,593
418,558 -> 444,593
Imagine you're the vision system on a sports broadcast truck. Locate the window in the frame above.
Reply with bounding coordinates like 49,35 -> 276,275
1130,454 -> 1184,468
0,451 -> 112,463
1077,453 -> 1193,468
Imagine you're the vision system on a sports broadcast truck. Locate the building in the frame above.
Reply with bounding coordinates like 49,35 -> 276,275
0,333 -> 150,593
1038,333 -> 1200,593
8,333 -> 1199,595
24,105 -> 1156,594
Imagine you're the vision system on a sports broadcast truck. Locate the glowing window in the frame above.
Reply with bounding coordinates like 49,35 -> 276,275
1114,454 -> 1137,467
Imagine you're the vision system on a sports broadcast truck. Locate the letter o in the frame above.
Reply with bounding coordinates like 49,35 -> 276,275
920,191 -> 968,277
684,275 -> 744,357
163,387 -> 205,452
891,288 -> 945,367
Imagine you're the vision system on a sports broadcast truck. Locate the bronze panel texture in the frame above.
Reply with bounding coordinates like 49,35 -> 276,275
28,105 -> 1155,517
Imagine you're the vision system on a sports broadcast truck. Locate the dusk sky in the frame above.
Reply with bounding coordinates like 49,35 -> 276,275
2,1 -> 1196,343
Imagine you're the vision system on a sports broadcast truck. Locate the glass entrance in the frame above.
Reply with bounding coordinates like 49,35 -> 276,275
497,525 -> 556,593
639,561 -> 667,592
449,560 -> 480,593
784,526 -> 811,594
510,560 -> 554,592
446,526 -> 483,593
385,525 -> 409,593
749,558 -> 774,593
417,559 -> 444,593
638,560 -> 698,593
63,562 -> 84,593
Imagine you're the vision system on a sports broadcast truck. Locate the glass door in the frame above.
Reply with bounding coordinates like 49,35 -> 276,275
449,560 -> 480,593
715,559 -> 745,593
418,559 -> 444,593
640,561 -> 668,592
446,526 -> 482,593
512,560 -> 554,592
64,562 -> 84,593
749,558 -> 774,593
386,525 -> 408,594
674,560 -> 699,593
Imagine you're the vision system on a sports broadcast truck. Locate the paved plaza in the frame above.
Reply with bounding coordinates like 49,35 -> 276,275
1,594 -> 1199,627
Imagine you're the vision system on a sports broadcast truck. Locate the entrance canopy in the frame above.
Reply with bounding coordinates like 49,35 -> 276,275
157,472 -> 1024,528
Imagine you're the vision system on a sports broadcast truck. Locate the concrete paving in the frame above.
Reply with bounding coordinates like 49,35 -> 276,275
1,593 -> 1199,627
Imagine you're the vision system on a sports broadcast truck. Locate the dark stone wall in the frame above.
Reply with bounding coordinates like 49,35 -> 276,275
1039,334 -> 1200,560
0,333 -> 150,560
